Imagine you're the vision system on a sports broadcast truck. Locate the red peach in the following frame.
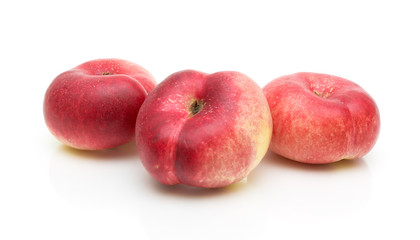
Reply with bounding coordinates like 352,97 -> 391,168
136,70 -> 272,188
44,58 -> 156,150
263,72 -> 380,164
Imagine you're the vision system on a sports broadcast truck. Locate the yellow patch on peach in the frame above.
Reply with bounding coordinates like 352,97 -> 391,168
249,117 -> 272,171
238,103 -> 273,172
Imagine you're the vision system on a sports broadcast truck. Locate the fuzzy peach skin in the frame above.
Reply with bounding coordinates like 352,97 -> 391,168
263,72 -> 380,164
44,59 -> 156,150
135,70 -> 272,188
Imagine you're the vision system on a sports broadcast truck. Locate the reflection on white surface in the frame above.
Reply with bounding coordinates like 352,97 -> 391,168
49,141 -> 144,211
49,142 -> 371,239
254,151 -> 371,219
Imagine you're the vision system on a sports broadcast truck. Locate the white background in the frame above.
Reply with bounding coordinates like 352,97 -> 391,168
1,0 -> 419,239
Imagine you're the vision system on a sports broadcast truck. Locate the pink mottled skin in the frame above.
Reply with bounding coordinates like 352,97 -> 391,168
263,72 -> 380,164
44,59 -> 156,150
136,70 -> 272,188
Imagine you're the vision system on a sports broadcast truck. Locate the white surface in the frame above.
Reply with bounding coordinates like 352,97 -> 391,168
1,0 -> 419,239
